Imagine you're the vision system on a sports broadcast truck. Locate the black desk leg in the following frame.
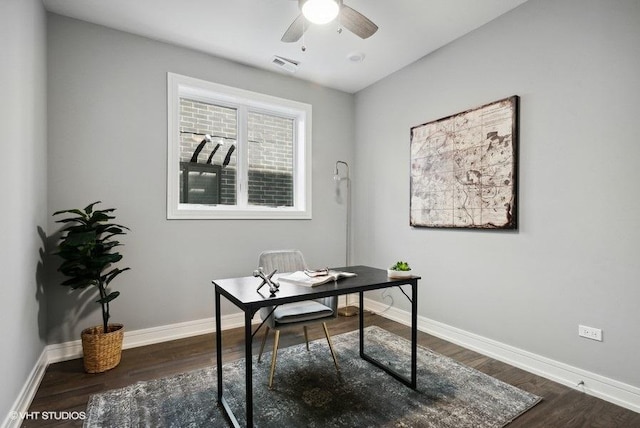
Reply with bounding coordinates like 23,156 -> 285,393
244,310 -> 254,426
411,281 -> 418,388
359,291 -> 365,357
214,290 -> 243,428
359,280 -> 418,390
215,288 -> 223,403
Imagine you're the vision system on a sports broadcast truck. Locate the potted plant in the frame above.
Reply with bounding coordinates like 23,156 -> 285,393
387,261 -> 412,278
53,201 -> 130,373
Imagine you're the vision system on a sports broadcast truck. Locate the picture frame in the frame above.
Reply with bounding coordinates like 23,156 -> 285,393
410,96 -> 519,229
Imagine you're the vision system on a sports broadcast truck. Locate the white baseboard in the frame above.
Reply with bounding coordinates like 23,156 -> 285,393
46,313 -> 250,364
2,348 -> 49,428
43,298 -> 353,363
363,298 -> 640,414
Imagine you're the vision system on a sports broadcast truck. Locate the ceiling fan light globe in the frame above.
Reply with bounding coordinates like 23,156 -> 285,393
302,0 -> 340,25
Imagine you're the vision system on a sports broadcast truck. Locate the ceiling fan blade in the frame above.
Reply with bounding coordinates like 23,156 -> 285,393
340,5 -> 378,39
281,14 -> 307,42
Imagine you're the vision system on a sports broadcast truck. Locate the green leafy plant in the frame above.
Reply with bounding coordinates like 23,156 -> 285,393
390,261 -> 411,271
53,201 -> 130,333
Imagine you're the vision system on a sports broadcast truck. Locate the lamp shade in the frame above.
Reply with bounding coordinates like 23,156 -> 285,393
302,0 -> 340,25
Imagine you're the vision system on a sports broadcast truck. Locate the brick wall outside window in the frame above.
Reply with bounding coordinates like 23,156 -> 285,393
179,98 -> 293,206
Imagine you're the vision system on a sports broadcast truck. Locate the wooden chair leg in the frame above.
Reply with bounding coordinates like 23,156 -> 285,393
268,329 -> 280,389
303,325 -> 309,351
258,326 -> 270,363
322,322 -> 339,372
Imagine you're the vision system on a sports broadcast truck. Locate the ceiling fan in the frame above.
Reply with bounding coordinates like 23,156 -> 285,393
281,0 -> 378,43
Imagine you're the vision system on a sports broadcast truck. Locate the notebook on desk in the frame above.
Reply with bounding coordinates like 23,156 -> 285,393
277,270 -> 357,287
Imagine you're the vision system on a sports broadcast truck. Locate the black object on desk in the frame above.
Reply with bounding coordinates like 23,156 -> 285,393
212,265 -> 420,427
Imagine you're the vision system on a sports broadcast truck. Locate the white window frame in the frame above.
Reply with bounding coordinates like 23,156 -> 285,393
167,73 -> 312,219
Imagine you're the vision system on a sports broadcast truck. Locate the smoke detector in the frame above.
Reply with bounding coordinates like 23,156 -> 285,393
347,51 -> 365,63
271,56 -> 299,73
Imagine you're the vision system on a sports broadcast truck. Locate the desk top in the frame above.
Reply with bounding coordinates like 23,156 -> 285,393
212,265 -> 421,310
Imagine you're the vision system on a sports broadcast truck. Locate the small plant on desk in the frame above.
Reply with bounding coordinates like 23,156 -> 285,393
388,261 -> 412,278
390,261 -> 411,271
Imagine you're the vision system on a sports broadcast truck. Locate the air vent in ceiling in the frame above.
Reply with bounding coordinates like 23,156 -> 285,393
272,56 -> 299,73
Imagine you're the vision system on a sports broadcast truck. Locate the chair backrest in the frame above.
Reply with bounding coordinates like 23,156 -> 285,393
257,250 -> 337,315
258,249 -> 307,274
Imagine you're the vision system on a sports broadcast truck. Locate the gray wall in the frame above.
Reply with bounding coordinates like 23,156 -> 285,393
354,0 -> 640,388
46,15 -> 355,343
0,0 -> 48,421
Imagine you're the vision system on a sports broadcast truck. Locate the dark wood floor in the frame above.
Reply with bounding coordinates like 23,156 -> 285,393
25,310 -> 640,427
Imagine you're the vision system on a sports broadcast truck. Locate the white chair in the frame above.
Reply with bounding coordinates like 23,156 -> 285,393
257,250 -> 339,388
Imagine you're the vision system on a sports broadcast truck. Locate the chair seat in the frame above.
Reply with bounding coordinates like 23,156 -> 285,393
273,301 -> 334,325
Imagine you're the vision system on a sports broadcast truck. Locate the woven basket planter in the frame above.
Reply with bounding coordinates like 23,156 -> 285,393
81,323 -> 124,373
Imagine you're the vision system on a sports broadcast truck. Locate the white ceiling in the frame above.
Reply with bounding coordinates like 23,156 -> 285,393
42,0 -> 528,93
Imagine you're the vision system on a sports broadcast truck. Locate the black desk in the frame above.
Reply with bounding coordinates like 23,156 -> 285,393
213,265 -> 420,427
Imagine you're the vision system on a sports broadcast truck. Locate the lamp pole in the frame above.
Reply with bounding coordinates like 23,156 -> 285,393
335,161 -> 357,316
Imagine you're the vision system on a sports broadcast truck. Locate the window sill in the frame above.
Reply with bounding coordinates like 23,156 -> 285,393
167,203 -> 312,220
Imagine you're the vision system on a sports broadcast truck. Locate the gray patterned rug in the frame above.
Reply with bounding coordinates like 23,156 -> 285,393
85,326 -> 541,427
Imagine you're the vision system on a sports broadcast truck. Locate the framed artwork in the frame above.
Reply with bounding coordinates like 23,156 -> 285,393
410,96 -> 519,229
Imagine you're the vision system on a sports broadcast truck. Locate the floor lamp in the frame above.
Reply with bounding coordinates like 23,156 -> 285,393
334,161 -> 357,317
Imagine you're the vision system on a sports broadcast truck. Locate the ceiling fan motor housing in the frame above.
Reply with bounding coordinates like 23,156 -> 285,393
282,0 -> 377,43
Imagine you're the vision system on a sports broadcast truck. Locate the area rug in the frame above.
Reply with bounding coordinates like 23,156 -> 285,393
85,326 -> 541,427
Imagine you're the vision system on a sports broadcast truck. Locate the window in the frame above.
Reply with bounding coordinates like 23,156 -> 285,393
167,73 -> 312,219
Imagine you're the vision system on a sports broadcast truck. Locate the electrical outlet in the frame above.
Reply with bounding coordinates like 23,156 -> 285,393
578,325 -> 602,341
